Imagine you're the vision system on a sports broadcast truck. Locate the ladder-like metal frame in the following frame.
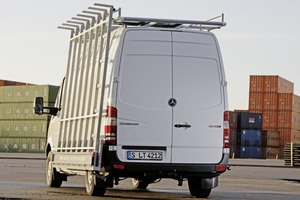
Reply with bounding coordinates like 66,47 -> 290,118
57,4 -> 120,154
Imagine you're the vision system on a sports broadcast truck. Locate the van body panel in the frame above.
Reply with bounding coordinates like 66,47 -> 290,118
117,30 -> 173,163
116,29 -> 225,164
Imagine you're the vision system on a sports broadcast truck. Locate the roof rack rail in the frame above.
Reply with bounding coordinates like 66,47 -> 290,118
114,14 -> 226,31
58,3 -> 225,36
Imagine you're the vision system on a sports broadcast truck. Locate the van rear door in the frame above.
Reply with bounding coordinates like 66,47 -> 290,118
117,29 -> 224,164
171,32 -> 224,164
116,30 -> 173,163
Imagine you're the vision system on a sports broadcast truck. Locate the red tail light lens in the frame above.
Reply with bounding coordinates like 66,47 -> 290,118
223,111 -> 230,149
105,106 -> 117,145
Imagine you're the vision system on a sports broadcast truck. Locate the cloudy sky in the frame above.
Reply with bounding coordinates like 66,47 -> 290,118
0,0 -> 299,110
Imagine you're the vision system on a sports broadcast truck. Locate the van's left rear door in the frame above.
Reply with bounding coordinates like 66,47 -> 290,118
116,29 -> 173,163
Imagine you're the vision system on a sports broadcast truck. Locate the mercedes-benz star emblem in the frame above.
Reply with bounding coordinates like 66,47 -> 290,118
168,98 -> 177,107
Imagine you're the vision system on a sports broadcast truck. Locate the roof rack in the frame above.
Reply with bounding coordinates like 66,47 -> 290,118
114,14 -> 226,31
58,4 -> 225,37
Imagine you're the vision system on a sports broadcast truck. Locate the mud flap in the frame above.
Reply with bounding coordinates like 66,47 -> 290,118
201,177 -> 218,189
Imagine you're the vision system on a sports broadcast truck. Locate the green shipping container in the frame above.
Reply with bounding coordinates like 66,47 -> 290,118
0,120 -> 48,137
0,137 -> 46,153
0,85 -> 59,103
0,102 -> 52,120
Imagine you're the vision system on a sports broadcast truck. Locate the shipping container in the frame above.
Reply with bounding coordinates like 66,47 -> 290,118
249,93 -> 264,111
0,85 -> 59,103
0,79 -> 32,86
261,147 -> 280,159
262,110 -> 278,131
292,112 -> 300,130
239,146 -> 262,159
278,93 -> 293,111
0,137 -> 46,153
263,93 -> 278,110
229,111 -> 238,129
249,75 -> 294,94
238,112 -> 262,130
262,130 -> 280,147
0,102 -> 52,120
230,128 -> 237,146
278,128 -> 292,146
291,129 -> 300,143
237,129 -> 263,147
0,120 -> 48,138
277,111 -> 292,129
293,95 -> 300,113
264,76 -> 294,93
229,145 -> 238,158
249,76 -> 265,93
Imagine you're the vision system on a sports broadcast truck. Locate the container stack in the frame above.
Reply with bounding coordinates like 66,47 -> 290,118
229,111 -> 238,158
229,111 -> 265,158
248,75 -> 300,158
262,130 -> 280,159
236,112 -> 263,159
0,79 -> 32,86
0,85 -> 59,153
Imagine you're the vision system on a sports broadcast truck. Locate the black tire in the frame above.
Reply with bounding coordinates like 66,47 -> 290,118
46,152 -> 63,188
85,171 -> 107,196
188,178 -> 212,198
132,178 -> 149,189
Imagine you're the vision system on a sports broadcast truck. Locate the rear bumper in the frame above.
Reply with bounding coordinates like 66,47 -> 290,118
102,146 -> 229,179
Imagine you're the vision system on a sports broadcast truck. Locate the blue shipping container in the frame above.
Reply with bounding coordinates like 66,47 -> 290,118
239,147 -> 262,159
238,112 -> 262,129
237,129 -> 262,147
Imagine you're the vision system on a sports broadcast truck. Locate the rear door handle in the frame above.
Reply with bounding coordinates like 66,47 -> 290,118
174,122 -> 191,129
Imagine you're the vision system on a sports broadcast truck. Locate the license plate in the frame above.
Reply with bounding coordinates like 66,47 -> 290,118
127,151 -> 163,161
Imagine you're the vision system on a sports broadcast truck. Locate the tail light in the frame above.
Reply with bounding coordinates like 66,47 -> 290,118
223,111 -> 230,149
105,106 -> 117,145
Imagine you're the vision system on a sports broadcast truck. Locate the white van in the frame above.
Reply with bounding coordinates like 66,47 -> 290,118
34,3 -> 229,198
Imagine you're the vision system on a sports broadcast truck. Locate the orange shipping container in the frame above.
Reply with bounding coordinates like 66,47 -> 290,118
277,128 -> 292,146
277,111 -> 292,129
291,129 -> 300,143
249,76 -> 265,93
261,147 -> 280,159
262,130 -> 280,147
263,93 -> 278,110
293,95 -> 300,113
292,112 -> 300,130
264,76 -> 294,93
278,93 -> 293,111
0,80 -> 4,86
262,110 -> 278,131
249,93 -> 264,111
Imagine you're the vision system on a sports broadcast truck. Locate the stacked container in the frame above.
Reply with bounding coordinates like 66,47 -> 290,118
248,75 -> 300,158
0,79 -> 32,86
0,85 -> 59,153
236,112 -> 263,159
262,130 -> 280,159
229,111 -> 238,158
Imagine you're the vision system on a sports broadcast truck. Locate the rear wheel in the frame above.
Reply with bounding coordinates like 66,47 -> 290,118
46,152 -> 63,188
85,171 -> 107,196
132,178 -> 149,189
188,178 -> 211,198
